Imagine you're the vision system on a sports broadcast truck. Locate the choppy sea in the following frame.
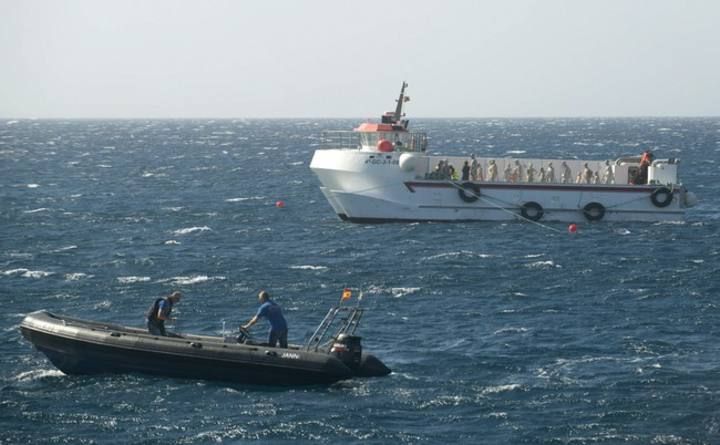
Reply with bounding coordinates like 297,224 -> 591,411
1,118 -> 719,444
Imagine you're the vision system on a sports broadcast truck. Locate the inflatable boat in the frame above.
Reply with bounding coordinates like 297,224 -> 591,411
20,305 -> 390,386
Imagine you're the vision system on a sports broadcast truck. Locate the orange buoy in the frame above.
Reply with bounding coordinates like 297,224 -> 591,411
275,200 -> 285,208
377,139 -> 394,152
568,223 -> 577,234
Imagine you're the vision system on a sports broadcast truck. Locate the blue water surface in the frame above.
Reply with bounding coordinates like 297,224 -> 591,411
1,118 -> 719,444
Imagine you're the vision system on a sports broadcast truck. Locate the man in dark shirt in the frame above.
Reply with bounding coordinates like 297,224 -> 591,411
242,290 -> 288,348
461,160 -> 471,181
146,291 -> 182,336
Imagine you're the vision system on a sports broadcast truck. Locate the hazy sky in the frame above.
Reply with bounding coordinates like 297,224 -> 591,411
2,0 -> 718,118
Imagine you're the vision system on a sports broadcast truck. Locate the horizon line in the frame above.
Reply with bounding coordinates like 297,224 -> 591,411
2,115 -> 719,121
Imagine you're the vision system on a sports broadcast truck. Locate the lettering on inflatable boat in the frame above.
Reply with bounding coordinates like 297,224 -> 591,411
281,352 -> 300,359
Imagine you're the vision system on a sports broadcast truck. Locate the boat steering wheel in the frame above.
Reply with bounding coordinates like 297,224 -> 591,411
237,326 -> 251,344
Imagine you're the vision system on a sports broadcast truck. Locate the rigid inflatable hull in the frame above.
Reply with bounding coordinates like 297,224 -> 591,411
20,311 -> 379,386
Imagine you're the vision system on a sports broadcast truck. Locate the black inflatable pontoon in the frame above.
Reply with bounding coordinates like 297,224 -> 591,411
20,306 -> 390,385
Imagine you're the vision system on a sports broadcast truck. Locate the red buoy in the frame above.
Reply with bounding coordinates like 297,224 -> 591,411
568,223 -> 577,234
377,139 -> 394,152
275,200 -> 285,208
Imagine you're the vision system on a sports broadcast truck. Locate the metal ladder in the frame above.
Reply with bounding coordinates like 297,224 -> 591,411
304,306 -> 364,352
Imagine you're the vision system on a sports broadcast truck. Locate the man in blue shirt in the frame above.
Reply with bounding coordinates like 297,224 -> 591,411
242,290 -> 288,348
146,291 -> 182,336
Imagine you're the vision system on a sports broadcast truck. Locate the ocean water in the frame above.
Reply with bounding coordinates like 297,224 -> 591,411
1,117 -> 719,444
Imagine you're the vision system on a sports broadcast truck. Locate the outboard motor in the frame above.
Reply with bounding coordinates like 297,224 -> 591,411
331,333 -> 362,371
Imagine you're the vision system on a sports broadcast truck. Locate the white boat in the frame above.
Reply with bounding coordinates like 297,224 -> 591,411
310,83 -> 697,223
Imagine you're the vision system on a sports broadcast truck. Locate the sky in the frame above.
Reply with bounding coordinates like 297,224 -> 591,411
1,0 -> 719,118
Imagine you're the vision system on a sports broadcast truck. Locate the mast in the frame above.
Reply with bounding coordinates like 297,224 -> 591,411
393,81 -> 408,123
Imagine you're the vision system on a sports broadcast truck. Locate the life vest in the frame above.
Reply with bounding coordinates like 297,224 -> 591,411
146,297 -> 168,322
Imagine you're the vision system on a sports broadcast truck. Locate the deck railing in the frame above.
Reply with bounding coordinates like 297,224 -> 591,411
321,131 -> 428,153
416,156 -> 679,186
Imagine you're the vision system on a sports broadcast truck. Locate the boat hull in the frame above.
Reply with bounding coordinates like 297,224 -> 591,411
20,311 -> 387,385
321,181 -> 687,223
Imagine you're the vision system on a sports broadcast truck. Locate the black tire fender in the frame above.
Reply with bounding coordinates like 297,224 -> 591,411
520,202 -> 544,221
458,182 -> 480,203
650,187 -> 673,208
583,202 -> 605,221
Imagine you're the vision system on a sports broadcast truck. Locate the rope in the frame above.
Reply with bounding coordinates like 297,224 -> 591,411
450,181 -> 563,233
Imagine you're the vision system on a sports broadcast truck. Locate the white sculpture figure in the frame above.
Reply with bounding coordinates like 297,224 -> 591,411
488,160 -> 498,181
475,162 -> 484,181
470,155 -> 478,181
538,167 -> 546,183
512,160 -> 523,182
583,163 -> 593,184
546,162 -> 555,183
504,162 -> 513,182
593,171 -> 600,184
561,161 -> 572,184
526,163 -> 536,183
602,160 -> 615,184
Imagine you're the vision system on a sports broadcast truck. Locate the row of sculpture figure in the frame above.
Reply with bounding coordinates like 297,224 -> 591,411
427,156 -> 616,184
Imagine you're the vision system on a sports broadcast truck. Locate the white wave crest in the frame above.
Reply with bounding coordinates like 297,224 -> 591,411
23,207 -> 50,214
494,327 -> 529,335
225,196 -> 265,202
9,252 -> 32,259
164,240 -> 181,245
654,220 -> 686,226
482,383 -> 522,395
424,251 -> 491,261
65,272 -> 92,281
290,265 -> 328,271
173,226 -> 212,235
94,300 -> 112,309
15,369 -> 65,381
167,275 -> 227,285
525,260 -> 561,269
391,287 -> 421,298
27,184 -> 39,188
3,268 -> 53,278
117,276 -> 151,284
